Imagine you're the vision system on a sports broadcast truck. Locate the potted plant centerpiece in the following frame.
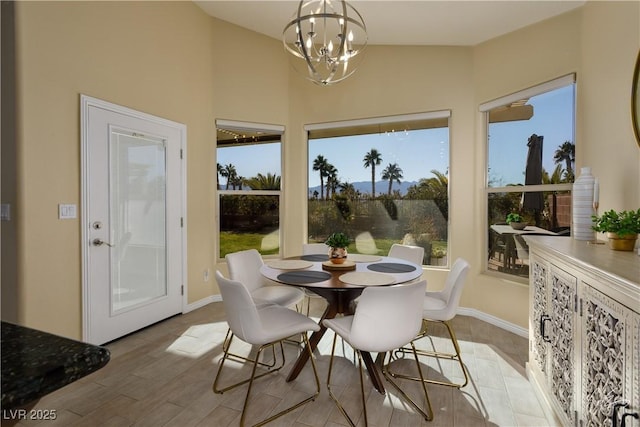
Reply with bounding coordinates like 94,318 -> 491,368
506,212 -> 527,230
325,232 -> 350,264
592,208 -> 640,251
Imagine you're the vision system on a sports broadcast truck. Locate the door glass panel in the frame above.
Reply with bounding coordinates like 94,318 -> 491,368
110,129 -> 167,312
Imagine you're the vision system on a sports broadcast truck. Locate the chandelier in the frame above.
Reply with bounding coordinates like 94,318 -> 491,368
283,0 -> 367,86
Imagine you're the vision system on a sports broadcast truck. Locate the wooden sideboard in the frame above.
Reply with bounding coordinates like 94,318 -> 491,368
525,236 -> 639,427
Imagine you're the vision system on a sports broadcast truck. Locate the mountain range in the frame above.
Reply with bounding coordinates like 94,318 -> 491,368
308,180 -> 419,197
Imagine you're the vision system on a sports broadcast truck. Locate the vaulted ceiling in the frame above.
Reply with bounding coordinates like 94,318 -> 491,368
194,1 -> 585,47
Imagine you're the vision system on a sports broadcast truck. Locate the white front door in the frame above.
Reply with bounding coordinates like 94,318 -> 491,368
81,95 -> 186,345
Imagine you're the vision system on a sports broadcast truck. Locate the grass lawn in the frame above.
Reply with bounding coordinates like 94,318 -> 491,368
221,232 -> 448,262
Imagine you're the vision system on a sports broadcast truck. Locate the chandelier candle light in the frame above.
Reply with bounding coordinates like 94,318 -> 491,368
283,0 -> 367,85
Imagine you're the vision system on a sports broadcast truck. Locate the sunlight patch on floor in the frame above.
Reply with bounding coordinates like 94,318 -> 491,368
165,322 -> 227,358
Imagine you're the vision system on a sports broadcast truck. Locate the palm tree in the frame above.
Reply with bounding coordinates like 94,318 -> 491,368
339,181 -> 358,200
381,163 -> 403,195
244,173 -> 281,190
542,164 -> 565,229
221,163 -> 237,190
312,155 -> 329,200
553,141 -> 575,182
230,174 -> 244,190
325,164 -> 338,199
406,169 -> 449,220
363,148 -> 382,197
216,163 -> 223,190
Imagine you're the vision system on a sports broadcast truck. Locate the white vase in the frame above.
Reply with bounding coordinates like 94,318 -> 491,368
572,167 -> 596,241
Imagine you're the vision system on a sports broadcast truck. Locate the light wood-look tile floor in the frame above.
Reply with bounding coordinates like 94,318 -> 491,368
10,299 -> 555,426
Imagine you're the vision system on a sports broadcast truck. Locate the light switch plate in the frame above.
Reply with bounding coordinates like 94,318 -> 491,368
1,204 -> 10,221
59,204 -> 77,219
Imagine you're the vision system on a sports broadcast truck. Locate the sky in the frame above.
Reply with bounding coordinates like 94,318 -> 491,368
217,128 -> 450,189
307,128 -> 450,188
488,84 -> 575,187
216,84 -> 574,190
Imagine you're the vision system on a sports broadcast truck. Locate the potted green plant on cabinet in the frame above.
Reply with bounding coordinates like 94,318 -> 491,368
592,208 -> 640,251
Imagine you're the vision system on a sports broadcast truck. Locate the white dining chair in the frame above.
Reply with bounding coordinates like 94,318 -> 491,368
323,280 -> 433,426
225,249 -> 307,360
226,249 -> 305,308
213,271 -> 320,426
390,258 -> 471,388
388,243 -> 425,266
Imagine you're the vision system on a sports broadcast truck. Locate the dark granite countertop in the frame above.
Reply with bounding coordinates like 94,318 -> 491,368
1,321 -> 110,409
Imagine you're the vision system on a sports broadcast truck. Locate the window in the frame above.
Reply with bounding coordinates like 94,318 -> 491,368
307,111 -> 450,267
216,120 -> 282,258
482,75 -> 576,279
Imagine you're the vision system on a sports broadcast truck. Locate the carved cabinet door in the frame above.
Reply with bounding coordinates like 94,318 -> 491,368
549,265 -> 578,426
581,283 -> 639,427
530,255 -> 550,376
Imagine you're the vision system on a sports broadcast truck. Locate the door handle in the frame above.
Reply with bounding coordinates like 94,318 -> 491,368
540,314 -> 551,343
621,412 -> 639,427
92,238 -> 114,247
612,402 -> 629,427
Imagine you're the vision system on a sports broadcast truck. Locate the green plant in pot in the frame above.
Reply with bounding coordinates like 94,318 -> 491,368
591,208 -> 640,251
506,212 -> 527,230
325,232 -> 350,264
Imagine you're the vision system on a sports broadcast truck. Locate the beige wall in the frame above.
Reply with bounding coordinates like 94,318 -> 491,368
579,2 -> 640,210
471,9 -> 584,325
7,1 -> 219,336
3,1 -> 638,338
284,44 -> 475,295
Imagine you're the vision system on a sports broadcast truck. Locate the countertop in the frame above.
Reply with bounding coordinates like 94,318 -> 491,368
524,235 -> 639,304
1,321 -> 110,409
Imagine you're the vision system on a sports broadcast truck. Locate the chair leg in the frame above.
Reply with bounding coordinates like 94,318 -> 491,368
326,333 -> 359,427
327,337 -> 433,426
214,333 -> 320,426
382,342 -> 434,421
213,332 -> 285,394
391,319 -> 469,388
221,328 -> 278,369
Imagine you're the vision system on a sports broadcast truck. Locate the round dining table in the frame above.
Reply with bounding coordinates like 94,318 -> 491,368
259,253 -> 423,394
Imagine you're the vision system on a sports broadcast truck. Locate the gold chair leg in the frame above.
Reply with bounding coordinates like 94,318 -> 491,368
214,333 -> 320,426
327,336 -> 433,426
326,333 -> 359,427
391,319 -> 469,388
382,342 -> 434,421
356,351 -> 369,427
221,328 -> 278,369
213,332 -> 285,394
251,334 -> 320,426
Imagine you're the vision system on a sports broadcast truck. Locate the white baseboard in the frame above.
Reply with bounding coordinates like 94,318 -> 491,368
184,296 -> 528,338
457,306 -> 528,338
183,294 -> 222,313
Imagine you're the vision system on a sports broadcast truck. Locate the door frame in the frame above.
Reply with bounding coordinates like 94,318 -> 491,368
80,94 -> 187,343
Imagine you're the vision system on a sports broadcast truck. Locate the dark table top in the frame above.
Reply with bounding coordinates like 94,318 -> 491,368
1,321 -> 110,409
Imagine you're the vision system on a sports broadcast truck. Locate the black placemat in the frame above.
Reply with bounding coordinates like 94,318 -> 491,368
367,262 -> 416,273
300,254 -> 329,262
277,271 -> 332,284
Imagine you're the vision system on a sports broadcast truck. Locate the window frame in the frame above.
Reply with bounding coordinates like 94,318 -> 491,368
305,110 -> 452,268
481,74 -> 576,280
215,119 -> 284,261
